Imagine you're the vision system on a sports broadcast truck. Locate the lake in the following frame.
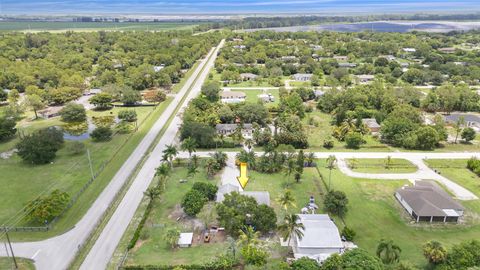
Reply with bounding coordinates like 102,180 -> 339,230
243,21 -> 480,33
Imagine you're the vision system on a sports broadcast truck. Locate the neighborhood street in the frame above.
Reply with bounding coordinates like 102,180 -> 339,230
0,40 -> 224,270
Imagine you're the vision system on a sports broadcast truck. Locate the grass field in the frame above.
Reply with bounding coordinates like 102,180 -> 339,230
231,89 -> 279,108
0,21 -> 198,33
123,164 -> 228,266
0,258 -> 35,270
314,159 -> 480,268
347,158 -> 418,173
1,100 -> 172,241
303,110 -> 392,152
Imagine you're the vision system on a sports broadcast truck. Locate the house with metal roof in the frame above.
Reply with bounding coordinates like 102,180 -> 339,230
220,91 -> 246,104
293,73 -> 313,82
240,73 -> 259,81
395,181 -> 464,223
215,186 -> 270,206
215,123 -> 253,138
292,214 -> 344,263
362,118 -> 380,133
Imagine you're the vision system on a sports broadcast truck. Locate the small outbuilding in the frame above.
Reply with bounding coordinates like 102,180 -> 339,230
293,73 -> 313,82
355,75 -> 375,84
362,118 -> 380,133
240,73 -> 258,81
178,232 -> 194,248
38,106 -> 64,119
395,180 -> 464,223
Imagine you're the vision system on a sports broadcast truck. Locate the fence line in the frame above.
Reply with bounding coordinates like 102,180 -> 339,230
8,106 -> 158,232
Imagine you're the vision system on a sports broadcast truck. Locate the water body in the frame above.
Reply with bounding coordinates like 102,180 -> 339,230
243,21 -> 480,33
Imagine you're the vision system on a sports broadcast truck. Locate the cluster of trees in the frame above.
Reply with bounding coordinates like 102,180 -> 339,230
0,116 -> 16,141
16,127 -> 64,164
422,83 -> 480,113
181,182 -> 218,216
216,192 -> 277,237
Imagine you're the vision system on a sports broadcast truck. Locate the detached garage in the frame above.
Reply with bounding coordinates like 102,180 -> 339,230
395,180 -> 464,223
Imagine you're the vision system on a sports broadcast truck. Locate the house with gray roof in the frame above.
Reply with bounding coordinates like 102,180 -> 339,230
240,73 -> 259,81
220,91 -> 246,104
215,123 -> 253,138
292,214 -> 344,263
216,185 -> 270,206
355,74 -> 375,84
395,180 -> 464,223
293,73 -> 313,82
362,118 -> 380,133
338,62 -> 357,68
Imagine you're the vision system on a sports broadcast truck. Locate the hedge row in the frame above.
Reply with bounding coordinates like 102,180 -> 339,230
127,198 -> 154,250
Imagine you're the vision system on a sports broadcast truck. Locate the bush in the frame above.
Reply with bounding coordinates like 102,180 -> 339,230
323,137 -> 335,149
342,226 -> 356,241
182,189 -> 208,216
90,127 -> 113,142
192,182 -> 218,201
290,257 -> 320,270
66,141 -> 85,155
118,110 -> 137,122
116,122 -> 134,134
345,132 -> 365,149
25,189 -> 70,224
17,127 -> 64,164
0,116 -> 17,141
60,103 -> 87,123
324,190 -> 349,218
89,92 -> 113,109
241,245 -> 268,267
461,127 -> 476,142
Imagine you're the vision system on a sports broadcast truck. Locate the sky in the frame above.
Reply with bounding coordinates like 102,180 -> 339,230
0,0 -> 479,15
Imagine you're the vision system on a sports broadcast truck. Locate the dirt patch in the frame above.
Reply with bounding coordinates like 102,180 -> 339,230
168,204 -> 207,231
0,149 -> 17,159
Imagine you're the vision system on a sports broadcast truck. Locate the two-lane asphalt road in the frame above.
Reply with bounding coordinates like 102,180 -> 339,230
0,40 -> 224,270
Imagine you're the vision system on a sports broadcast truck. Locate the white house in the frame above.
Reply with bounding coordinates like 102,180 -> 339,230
403,48 -> 416,53
153,65 -> 165,72
292,214 -> 344,263
293,73 -> 313,82
220,91 -> 246,104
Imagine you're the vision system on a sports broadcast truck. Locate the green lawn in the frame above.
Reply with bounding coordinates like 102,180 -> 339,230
303,110 -> 392,152
0,258 -> 35,270
347,158 -> 418,173
231,89 -> 279,108
124,164 -> 227,266
2,99 -> 172,241
314,159 -> 480,268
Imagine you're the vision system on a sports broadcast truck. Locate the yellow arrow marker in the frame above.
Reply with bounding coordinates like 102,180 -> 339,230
237,162 -> 249,188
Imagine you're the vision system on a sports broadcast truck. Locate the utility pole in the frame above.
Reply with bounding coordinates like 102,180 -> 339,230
87,149 -> 94,180
3,226 -> 18,269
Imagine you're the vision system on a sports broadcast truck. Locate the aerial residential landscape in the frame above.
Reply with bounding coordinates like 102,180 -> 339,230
1,1 -> 480,270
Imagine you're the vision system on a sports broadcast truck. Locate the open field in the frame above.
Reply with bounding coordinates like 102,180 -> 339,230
2,99 -> 172,241
0,257 -> 35,270
315,159 -> 480,267
303,110 -> 392,152
0,21 -> 198,32
347,158 -> 418,173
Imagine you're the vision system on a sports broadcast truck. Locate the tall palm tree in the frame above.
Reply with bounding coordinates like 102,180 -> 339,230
244,138 -> 254,151
277,190 -> 296,211
190,154 -> 199,167
384,156 -> 392,170
376,239 -> 402,265
144,186 -> 161,201
278,214 -> 305,246
237,225 -> 260,247
205,158 -> 217,178
162,144 -> 178,167
283,158 -> 296,186
181,137 -> 197,157
306,152 -> 316,167
422,241 -> 447,265
326,155 -> 337,190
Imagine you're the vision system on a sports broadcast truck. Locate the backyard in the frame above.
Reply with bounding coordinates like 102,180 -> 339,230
231,89 -> 280,108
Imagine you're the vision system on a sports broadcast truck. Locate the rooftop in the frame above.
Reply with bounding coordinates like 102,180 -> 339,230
296,214 -> 343,249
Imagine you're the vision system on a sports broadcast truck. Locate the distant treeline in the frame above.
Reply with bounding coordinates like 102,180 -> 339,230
195,13 -> 480,31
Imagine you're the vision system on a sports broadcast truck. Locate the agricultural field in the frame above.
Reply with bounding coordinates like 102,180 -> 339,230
0,21 -> 198,32
346,158 -> 418,173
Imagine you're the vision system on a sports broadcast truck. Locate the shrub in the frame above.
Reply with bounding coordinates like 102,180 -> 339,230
323,137 -> 335,149
90,127 -> 113,142
342,226 -> 356,241
241,245 -> 268,267
60,103 -> 87,123
25,189 -> 70,223
66,141 -> 85,155
461,127 -> 476,142
89,92 -> 113,109
182,189 -> 208,216
0,116 -> 17,141
324,190 -> 349,218
116,122 -> 134,134
345,132 -> 364,149
118,110 -> 137,122
290,257 -> 320,270
17,127 -> 64,164
467,157 -> 480,176
192,182 -> 218,201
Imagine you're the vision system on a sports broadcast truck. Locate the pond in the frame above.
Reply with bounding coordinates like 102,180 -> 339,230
59,116 -> 119,141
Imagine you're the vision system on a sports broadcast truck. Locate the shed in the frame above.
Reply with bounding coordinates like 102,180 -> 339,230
362,118 -> 380,133
240,73 -> 259,81
178,232 -> 193,248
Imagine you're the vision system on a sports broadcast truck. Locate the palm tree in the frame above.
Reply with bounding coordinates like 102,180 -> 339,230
277,190 -> 296,211
454,116 -> 465,143
211,151 -> 227,168
187,162 -> 198,178
384,156 -> 392,170
164,228 -> 180,249
181,137 -> 197,157
237,225 -> 260,247
190,154 -> 199,167
283,158 -> 296,186
376,239 -> 402,265
278,214 -> 305,246
236,149 -> 256,168
326,155 -> 337,190
306,152 -> 316,167
244,138 -> 254,151
162,144 -> 178,167
423,241 -> 447,265
349,158 -> 358,169
144,186 -> 161,201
